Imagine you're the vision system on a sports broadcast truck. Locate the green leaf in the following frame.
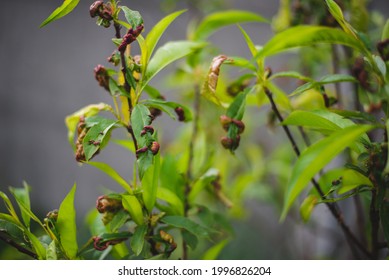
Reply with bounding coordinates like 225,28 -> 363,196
131,104 -> 152,147
109,210 -> 130,232
325,0 -> 357,37
257,26 -> 366,59
270,71 -> 313,82
140,41 -> 206,93
57,184 -> 78,259
189,168 -> 219,202
299,195 -> 318,223
137,150 -> 154,180
121,7 -> 143,28
182,230 -> 198,250
0,191 -> 22,225
9,182 -> 31,229
82,116 -> 119,161
145,10 -> 186,63
122,195 -> 144,225
40,0 -> 80,28
281,125 -> 375,220
142,99 -> 193,122
46,240 -> 57,260
65,103 -> 114,148
86,161 -> 133,194
237,25 -> 258,58
142,154 -> 160,213
0,219 -> 30,250
291,74 -> 357,97
157,188 -> 184,216
338,169 -> 372,194
382,19 -> 389,40
25,231 -> 46,259
109,78 -> 130,97
161,216 -> 210,239
381,201 -> 389,247
130,224 -> 148,256
226,88 -> 250,120
202,239 -> 230,260
193,10 -> 268,41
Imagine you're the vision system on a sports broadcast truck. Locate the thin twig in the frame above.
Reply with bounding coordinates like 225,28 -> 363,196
0,235 -> 38,259
264,87 -> 373,259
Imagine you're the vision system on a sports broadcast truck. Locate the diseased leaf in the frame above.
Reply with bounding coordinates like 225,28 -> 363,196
86,161 -> 133,194
202,239 -> 230,260
122,195 -> 144,225
157,188 -> 184,216
281,125 -> 375,220
142,154 -> 160,213
145,10 -> 186,62
142,99 -> 193,122
131,104 -> 152,147
57,184 -> 78,259
65,103 -> 114,148
121,7 -> 143,28
130,224 -> 148,256
140,41 -> 206,93
257,26 -> 366,59
161,216 -> 210,239
40,0 -> 80,28
193,10 -> 268,41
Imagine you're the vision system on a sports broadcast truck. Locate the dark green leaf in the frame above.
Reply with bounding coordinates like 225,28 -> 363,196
109,78 -> 130,97
193,10 -> 268,41
121,7 -> 143,28
381,201 -> 389,247
109,210 -> 131,232
130,224 -> 148,256
137,150 -> 154,180
257,26 -> 366,59
142,99 -> 193,122
182,230 -> 198,250
145,10 -> 186,62
40,0 -> 80,28
161,216 -> 210,239
281,125 -> 375,220
0,219 -> 31,250
329,109 -> 377,123
122,195 -> 144,225
226,88 -> 250,120
86,161 -> 133,194
270,71 -> 313,82
141,41 -> 206,92
83,116 -> 119,161
131,104 -> 152,147
9,182 -> 31,229
142,154 -> 160,213
57,184 -> 78,259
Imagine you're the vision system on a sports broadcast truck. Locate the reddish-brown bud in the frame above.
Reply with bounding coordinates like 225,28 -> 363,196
136,146 -> 148,158
96,195 -> 122,213
94,64 -> 110,91
220,136 -> 233,149
219,115 -> 232,131
175,107 -> 185,122
264,66 -> 272,79
377,39 -> 389,61
232,119 -> 245,134
90,1 -> 103,18
118,25 -> 144,53
150,141 -> 160,155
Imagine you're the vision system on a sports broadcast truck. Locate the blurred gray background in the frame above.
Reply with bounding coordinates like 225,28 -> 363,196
0,0 -> 388,259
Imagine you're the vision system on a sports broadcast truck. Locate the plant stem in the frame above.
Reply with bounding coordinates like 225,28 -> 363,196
370,188 -> 380,259
264,87 -> 373,259
0,235 -> 38,259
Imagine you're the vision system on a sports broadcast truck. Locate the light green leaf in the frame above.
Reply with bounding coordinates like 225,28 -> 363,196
182,230 -> 198,250
137,150 -> 155,181
291,74 -> 357,96
9,182 -> 31,229
270,71 -> 313,82
46,240 -> 57,260
140,41 -> 206,93
25,231 -> 46,259
193,10 -> 268,41
257,26 -> 366,59
40,0 -> 80,28
382,19 -> 389,40
65,103 -> 114,148
338,169 -> 372,194
300,195 -> 318,223
237,25 -> 258,58
122,195 -> 144,225
142,99 -> 193,122
142,154 -> 160,213
86,161 -> 133,194
202,239 -> 230,260
189,168 -> 219,202
161,216 -> 210,239
0,219 -> 31,252
325,0 -> 357,37
121,7 -> 143,28
0,191 -> 22,225
157,188 -> 184,216
130,224 -> 148,256
145,10 -> 186,62
57,184 -> 78,259
281,125 -> 375,220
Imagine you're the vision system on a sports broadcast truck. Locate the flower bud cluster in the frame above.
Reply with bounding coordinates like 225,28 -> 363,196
219,115 -> 245,151
90,1 -> 113,28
